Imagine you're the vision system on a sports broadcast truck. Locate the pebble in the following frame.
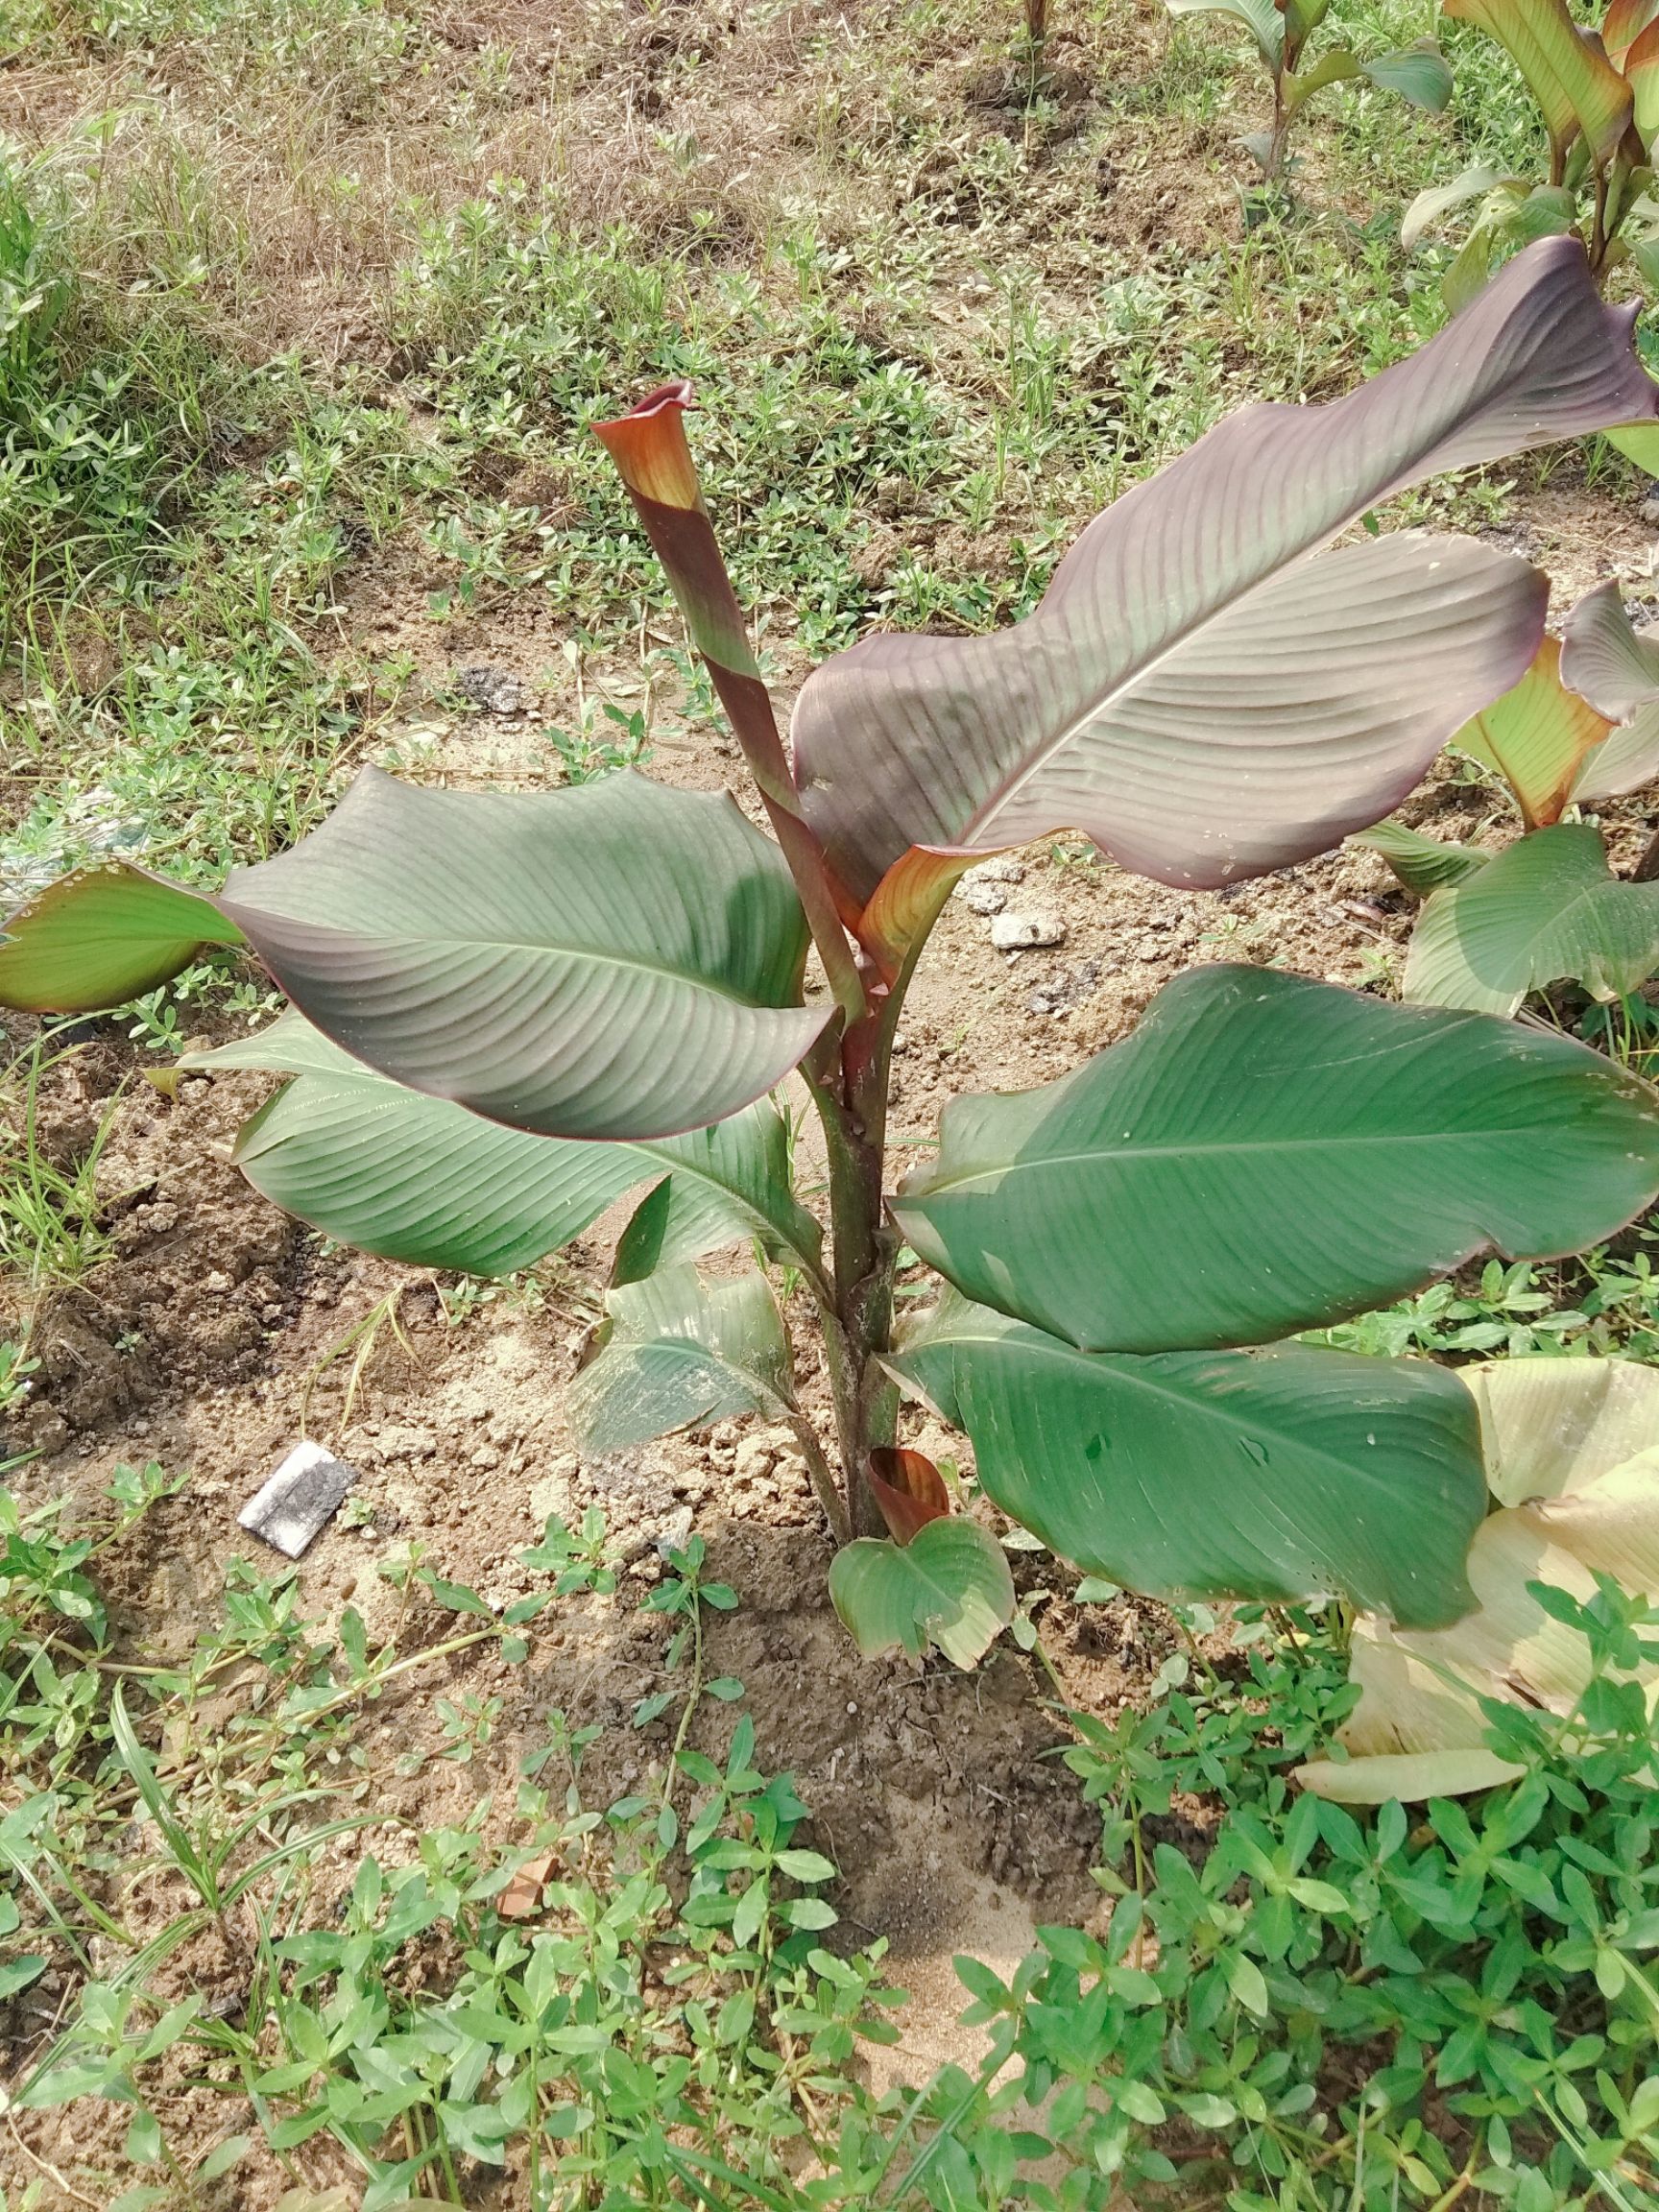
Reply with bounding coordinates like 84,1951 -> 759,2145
992,909 -> 1067,950
954,857 -> 1025,915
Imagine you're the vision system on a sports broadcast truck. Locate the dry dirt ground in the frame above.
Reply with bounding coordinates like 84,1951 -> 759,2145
6,0 -> 1659,2197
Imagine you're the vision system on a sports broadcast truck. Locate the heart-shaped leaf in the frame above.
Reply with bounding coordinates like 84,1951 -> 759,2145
0,864 -> 243,1013
569,1264 -> 793,1454
828,1516 -> 1015,1669
868,1447 -> 951,1545
1404,822 -> 1659,1015
889,1292 -> 1486,1627
894,964 -> 1659,1355
792,240 -> 1653,918
185,1014 -> 822,1280
1450,636 -> 1613,827
216,768 -> 826,1142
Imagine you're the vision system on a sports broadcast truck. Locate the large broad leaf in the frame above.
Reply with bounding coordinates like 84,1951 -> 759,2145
1297,1358 -> 1659,1800
893,964 -> 1659,1356
1166,0 -> 1283,67
889,1292 -> 1486,1627
1559,578 -> 1659,801
1401,164 -> 1516,250
1403,822 -> 1659,1015
1359,42 -> 1454,108
1441,0 -> 1632,170
1450,636 -> 1613,827
791,239 -> 1654,919
828,1515 -> 1016,1670
0,864 -> 244,1013
1351,820 -> 1490,894
214,768 -> 826,1143
185,1014 -> 822,1280
567,1264 -> 793,1454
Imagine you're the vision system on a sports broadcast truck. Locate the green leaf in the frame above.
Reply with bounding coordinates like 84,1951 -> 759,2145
1360,41 -> 1454,110
216,767 -> 826,1142
1166,0 -> 1283,66
1404,823 -> 1659,1016
1559,579 -> 1659,803
0,863 -> 244,1013
894,964 -> 1659,1356
1285,46 -> 1361,109
829,1517 -> 1016,1670
568,1264 -> 793,1453
1450,636 -> 1613,827
1401,164 -> 1513,249
1606,421 -> 1659,475
888,1291 -> 1486,1627
1352,820 -> 1490,895
1442,0 -> 1631,168
185,1013 -> 820,1280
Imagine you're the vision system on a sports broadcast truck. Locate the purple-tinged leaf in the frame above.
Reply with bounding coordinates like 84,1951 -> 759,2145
792,238 -> 1655,902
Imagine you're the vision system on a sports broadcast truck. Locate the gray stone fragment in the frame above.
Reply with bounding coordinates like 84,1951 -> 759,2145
238,1441 -> 358,1558
991,908 -> 1067,950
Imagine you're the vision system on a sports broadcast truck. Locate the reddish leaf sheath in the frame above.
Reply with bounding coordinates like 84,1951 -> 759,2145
594,382 -> 869,1027
869,1447 -> 951,1545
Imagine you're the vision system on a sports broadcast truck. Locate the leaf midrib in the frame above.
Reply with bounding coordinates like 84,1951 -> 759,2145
220,908 -> 795,1017
908,1116 -> 1633,1201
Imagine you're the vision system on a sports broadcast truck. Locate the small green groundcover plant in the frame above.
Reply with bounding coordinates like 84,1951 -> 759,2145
7,237 -> 1659,1669
4,1441 -> 1657,2209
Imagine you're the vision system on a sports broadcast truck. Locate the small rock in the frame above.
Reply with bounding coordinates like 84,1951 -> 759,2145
238,1441 -> 358,1559
957,878 -> 1007,915
455,664 -> 534,714
1642,492 -> 1659,527
992,909 -> 1067,951
654,1505 -> 695,1557
733,1436 -> 776,1483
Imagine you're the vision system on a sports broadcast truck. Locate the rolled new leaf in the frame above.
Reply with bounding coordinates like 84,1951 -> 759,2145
0,863 -> 244,1013
594,382 -> 867,1018
894,964 -> 1659,1356
793,238 -> 1656,907
216,768 -> 828,1144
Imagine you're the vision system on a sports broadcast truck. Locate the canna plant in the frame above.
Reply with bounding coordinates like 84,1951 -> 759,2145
8,240 -> 1659,1666
1405,0 -> 1659,348
1360,579 -> 1659,1016
1168,0 -> 1451,184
